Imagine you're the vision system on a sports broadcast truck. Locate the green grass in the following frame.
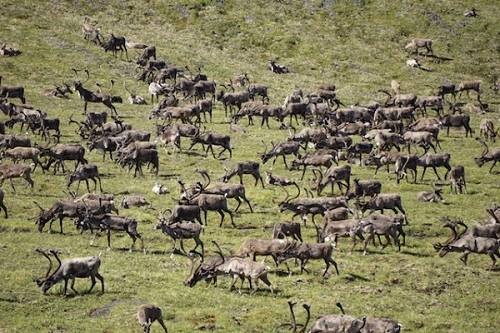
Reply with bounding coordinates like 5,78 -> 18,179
0,0 -> 499,332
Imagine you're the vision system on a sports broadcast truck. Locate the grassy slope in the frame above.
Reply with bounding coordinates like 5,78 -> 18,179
0,0 -> 499,332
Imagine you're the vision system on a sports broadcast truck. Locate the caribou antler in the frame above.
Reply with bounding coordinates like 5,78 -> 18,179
195,169 -> 211,189
260,140 -> 268,155
442,219 -> 458,243
298,304 -> 311,333
211,241 -> 225,264
377,89 -> 393,97
49,249 -> 63,267
275,301 -> 306,333
486,208 -> 499,223
159,208 -> 172,221
34,248 -> 53,286
456,220 -> 469,238
475,138 -> 489,157
278,187 -> 291,204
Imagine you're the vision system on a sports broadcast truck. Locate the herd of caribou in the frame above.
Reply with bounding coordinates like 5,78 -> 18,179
0,14 -> 499,333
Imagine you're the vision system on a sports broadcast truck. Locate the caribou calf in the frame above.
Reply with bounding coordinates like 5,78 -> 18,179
417,187 -> 444,203
121,195 -> 151,209
449,165 -> 466,194
136,304 -> 168,333
2,147 -> 42,172
0,163 -> 34,192
479,119 -> 498,142
358,194 -> 407,220
237,238 -> 296,264
272,222 -> 303,242
67,164 -> 103,193
348,179 -> 382,198
277,242 -> 339,277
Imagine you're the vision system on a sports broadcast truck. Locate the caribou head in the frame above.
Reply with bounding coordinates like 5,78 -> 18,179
33,248 -> 63,294
184,241 -> 224,287
433,217 -> 468,256
33,201 -> 52,232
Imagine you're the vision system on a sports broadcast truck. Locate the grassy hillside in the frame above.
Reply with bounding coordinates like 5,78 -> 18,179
0,0 -> 499,332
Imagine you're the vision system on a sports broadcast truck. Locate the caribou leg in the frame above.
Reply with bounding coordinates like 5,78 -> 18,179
489,253 -> 497,270
459,251 -> 470,265
87,274 -> 96,293
242,195 -> 253,213
63,278 -> 69,295
489,161 -> 497,174
431,166 -> 441,180
234,197 -> 242,212
218,210 -> 226,227
421,166 -> 428,180
0,202 -> 7,218
8,178 -> 16,193
329,256 -> 339,275
300,166 -> 307,180
322,258 -> 330,277
229,274 -> 238,291
70,278 -> 78,294
59,216 -> 64,234
107,229 -> 112,250
94,271 -> 104,293
179,239 -> 187,254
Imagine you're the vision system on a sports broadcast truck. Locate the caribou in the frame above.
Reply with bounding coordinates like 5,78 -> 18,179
184,242 -> 273,293
155,217 -> 204,257
0,163 -> 34,193
35,198 -> 117,234
276,242 -> 339,277
474,139 -> 500,173
191,169 -> 253,213
221,161 -> 264,188
179,192 -> 235,227
75,212 -> 145,252
0,76 -> 26,104
34,248 -> 104,295
40,143 -> 87,174
72,69 -> 118,115
434,219 -> 500,270
136,304 -> 168,333
67,164 -> 103,193
260,140 -> 300,169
